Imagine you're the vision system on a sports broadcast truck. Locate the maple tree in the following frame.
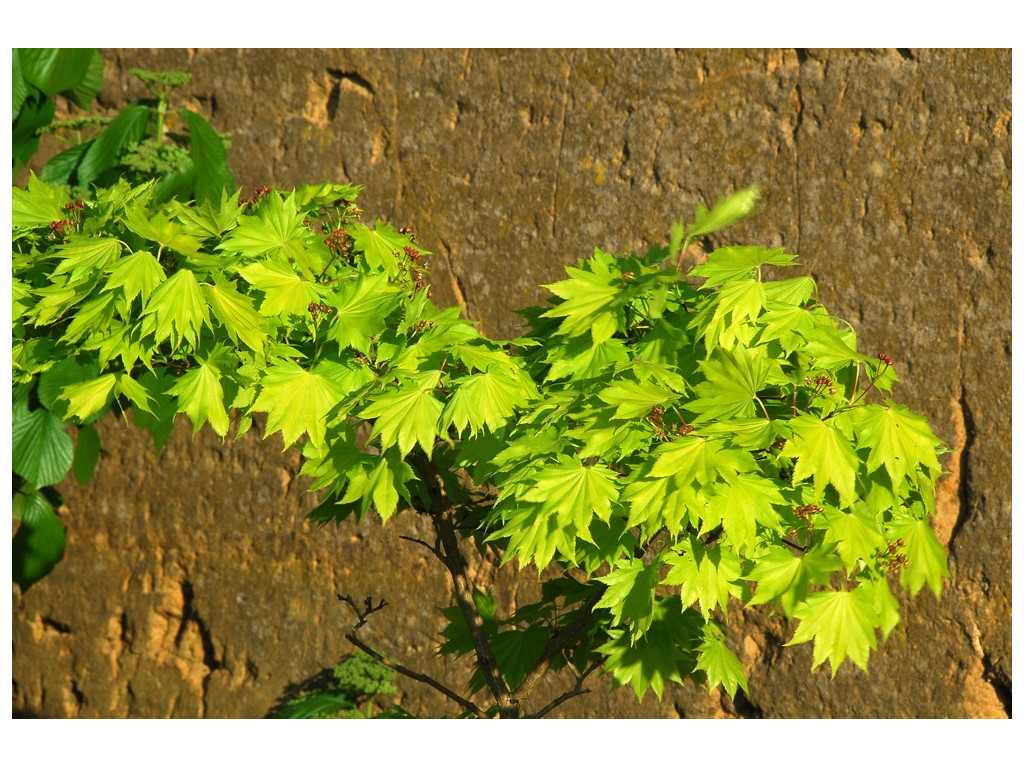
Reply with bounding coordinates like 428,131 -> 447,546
12,176 -> 950,717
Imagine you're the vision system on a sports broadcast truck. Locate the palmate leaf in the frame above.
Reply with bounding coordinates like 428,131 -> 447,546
705,472 -> 786,554
541,251 -> 625,342
746,544 -> 841,616
851,402 -> 943,490
52,237 -> 122,283
250,359 -> 352,448
649,434 -> 757,486
782,414 -> 860,507
58,373 -> 117,423
202,277 -> 269,353
695,625 -> 748,697
442,369 -> 532,436
217,192 -> 313,272
889,515 -> 950,598
662,537 -> 744,619
787,584 -> 885,676
690,244 -> 796,286
350,220 -> 422,275
102,249 -> 166,307
543,335 -> 630,382
122,205 -> 204,259
521,457 -> 620,542
360,380 -> 444,458
685,346 -> 773,422
339,449 -> 415,522
822,502 -> 887,570
140,267 -> 210,347
596,379 -> 674,420
169,188 -> 242,239
595,558 -> 662,638
326,272 -> 402,353
12,172 -> 69,231
167,360 -> 232,437
597,596 -> 704,701
236,258 -> 323,318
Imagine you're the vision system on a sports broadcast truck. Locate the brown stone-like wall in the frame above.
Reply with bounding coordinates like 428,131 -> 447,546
12,49 -> 1010,718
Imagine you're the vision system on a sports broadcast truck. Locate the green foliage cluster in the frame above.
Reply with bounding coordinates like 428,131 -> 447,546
11,167 -> 949,712
13,49 -> 233,205
271,652 -> 402,719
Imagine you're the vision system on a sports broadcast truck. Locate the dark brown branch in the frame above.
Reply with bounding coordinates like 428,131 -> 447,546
433,507 -> 517,717
399,534 -> 442,559
343,632 -> 486,718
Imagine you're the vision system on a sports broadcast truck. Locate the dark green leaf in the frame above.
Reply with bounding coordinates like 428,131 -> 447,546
179,108 -> 235,203
77,104 -> 150,187
12,490 -> 67,591
73,425 -> 101,484
12,400 -> 74,487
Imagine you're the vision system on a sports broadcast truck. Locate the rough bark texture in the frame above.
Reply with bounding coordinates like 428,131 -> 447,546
12,48 -> 1010,718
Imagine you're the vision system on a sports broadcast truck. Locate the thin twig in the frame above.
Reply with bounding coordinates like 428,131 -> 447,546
399,535 -> 442,559
343,632 -> 487,718
530,661 -> 603,719
337,593 -> 388,629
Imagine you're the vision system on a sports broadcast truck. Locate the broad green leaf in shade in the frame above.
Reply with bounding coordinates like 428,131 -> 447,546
77,104 -> 150,187
782,414 -> 860,507
167,361 -> 231,437
202,278 -> 268,352
12,401 -> 74,487
39,141 -> 92,187
140,268 -> 210,347
662,538 -> 744,619
746,544 -> 842,616
339,449 -> 415,521
541,253 -> 625,342
889,516 -> 950,598
236,258 -> 323,317
350,220 -> 421,275
102,249 -> 166,306
218,193 -> 313,271
58,373 -> 117,423
822,502 -> 887,571
442,368 -> 534,436
67,48 -> 105,109
695,625 -> 748,697
597,596 -> 703,701
787,585 -> 884,676
17,48 -> 97,96
852,402 -> 944,490
690,244 -> 796,287
122,206 -> 203,258
12,172 -> 69,230
251,359 -> 351,448
685,186 -> 760,245
706,472 -> 786,554
73,424 -> 101,484
13,95 -> 54,169
361,383 -> 444,458
597,379 -> 673,420
326,272 -> 402,353
595,558 -> 662,638
12,491 -> 66,592
685,347 -> 772,423
521,457 -> 620,540
52,237 -> 122,283
490,626 -> 549,690
179,108 -> 235,203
